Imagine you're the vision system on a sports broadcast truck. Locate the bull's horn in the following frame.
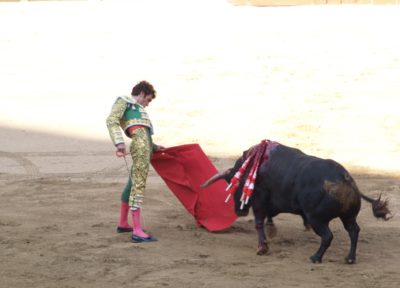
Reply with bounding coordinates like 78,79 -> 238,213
201,169 -> 232,188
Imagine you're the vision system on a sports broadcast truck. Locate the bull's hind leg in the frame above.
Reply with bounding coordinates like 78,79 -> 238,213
340,217 -> 360,264
308,219 -> 333,263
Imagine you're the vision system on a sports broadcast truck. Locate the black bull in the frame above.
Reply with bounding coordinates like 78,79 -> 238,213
202,143 -> 391,264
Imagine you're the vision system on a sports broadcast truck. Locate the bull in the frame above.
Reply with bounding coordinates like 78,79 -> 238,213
202,140 -> 391,264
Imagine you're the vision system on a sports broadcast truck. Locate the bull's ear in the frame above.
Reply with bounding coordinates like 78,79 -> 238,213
241,149 -> 250,160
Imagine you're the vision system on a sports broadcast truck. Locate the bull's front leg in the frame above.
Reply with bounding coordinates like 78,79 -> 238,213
265,216 -> 277,238
255,216 -> 268,255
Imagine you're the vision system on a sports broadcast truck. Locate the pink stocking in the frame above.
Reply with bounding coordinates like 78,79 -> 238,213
131,208 -> 149,238
118,202 -> 131,228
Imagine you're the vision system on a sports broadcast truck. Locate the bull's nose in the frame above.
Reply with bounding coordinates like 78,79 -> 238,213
236,210 -> 249,217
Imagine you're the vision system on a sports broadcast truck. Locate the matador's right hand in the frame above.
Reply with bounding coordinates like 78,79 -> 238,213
115,143 -> 127,157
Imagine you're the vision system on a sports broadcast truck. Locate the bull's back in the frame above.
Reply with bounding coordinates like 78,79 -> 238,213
260,145 -> 361,217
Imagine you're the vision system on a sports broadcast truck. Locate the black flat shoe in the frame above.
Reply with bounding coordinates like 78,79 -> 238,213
131,234 -> 157,243
117,226 -> 133,233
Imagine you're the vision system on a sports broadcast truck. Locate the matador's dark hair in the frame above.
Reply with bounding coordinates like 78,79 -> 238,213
131,80 -> 156,98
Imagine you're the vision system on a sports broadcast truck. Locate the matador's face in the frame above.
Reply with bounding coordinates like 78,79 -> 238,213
137,93 -> 154,107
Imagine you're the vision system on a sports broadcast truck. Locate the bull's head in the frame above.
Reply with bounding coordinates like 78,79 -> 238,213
201,152 -> 252,217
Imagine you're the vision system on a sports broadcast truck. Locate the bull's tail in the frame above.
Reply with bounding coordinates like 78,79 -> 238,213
360,193 -> 392,221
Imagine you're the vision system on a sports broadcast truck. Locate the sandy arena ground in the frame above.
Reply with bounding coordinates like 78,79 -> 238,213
1,1 -> 400,287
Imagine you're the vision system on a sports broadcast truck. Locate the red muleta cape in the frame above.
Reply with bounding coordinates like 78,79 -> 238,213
151,144 -> 237,232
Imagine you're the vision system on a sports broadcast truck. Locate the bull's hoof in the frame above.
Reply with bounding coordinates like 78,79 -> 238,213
309,255 -> 322,264
257,246 -> 268,255
266,225 -> 277,238
345,257 -> 356,264
266,220 -> 274,226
